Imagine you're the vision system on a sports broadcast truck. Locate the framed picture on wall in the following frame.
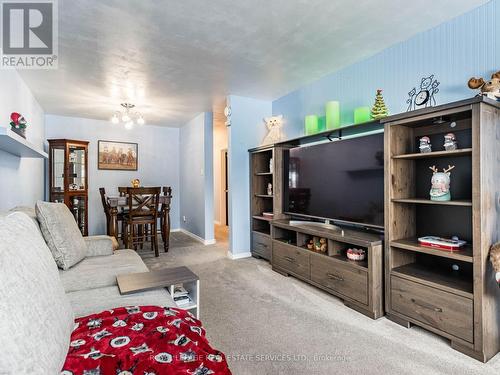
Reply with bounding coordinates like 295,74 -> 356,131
98,140 -> 138,171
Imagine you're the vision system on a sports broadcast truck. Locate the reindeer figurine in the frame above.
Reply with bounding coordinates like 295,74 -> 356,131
429,165 -> 455,201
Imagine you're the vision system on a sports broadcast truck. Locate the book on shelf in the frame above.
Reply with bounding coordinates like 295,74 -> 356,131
174,295 -> 193,307
172,285 -> 189,297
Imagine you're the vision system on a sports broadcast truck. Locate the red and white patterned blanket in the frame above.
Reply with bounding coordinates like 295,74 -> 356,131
61,306 -> 232,375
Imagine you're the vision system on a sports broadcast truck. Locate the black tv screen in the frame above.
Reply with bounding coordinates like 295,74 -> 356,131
285,133 -> 384,228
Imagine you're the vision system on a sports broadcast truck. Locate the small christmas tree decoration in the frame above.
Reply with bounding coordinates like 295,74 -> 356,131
370,89 -> 389,120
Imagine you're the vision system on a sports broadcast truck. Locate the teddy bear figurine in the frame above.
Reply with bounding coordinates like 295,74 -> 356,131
468,70 -> 500,101
490,243 -> 500,284
261,115 -> 284,145
306,240 -> 314,251
319,238 -> 328,253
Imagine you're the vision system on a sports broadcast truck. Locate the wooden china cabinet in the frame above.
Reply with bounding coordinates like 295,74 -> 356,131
48,139 -> 89,236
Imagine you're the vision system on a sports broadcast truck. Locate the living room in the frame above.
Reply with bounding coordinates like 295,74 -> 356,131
1,1 -> 500,374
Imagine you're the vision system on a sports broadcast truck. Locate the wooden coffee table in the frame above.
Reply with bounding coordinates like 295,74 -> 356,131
117,266 -> 200,318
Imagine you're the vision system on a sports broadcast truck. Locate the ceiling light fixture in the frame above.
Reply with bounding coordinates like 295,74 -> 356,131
110,103 -> 145,128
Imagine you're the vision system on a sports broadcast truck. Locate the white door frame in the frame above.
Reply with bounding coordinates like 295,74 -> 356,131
220,148 -> 228,226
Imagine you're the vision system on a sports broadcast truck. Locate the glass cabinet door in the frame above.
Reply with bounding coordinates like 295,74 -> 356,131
51,146 -> 65,195
68,196 -> 87,234
68,145 -> 86,191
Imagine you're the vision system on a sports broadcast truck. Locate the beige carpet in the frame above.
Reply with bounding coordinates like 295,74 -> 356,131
137,232 -> 500,375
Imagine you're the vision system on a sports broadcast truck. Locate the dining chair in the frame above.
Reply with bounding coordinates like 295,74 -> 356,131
99,187 -> 126,240
124,187 -> 161,257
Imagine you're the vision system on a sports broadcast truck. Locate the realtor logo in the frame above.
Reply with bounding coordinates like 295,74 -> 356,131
1,0 -> 58,68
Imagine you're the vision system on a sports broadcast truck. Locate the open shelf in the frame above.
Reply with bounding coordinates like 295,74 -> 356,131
391,198 -> 472,207
330,254 -> 368,270
392,263 -> 473,299
252,228 -> 270,237
255,171 -> 273,176
255,194 -> 274,198
392,148 -> 472,160
0,127 -> 48,158
252,215 -> 273,222
391,238 -> 473,263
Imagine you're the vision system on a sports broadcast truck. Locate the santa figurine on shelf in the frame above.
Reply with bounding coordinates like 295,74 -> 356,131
9,112 -> 27,138
419,136 -> 432,153
443,133 -> 458,151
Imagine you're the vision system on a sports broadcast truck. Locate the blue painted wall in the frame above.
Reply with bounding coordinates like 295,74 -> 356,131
228,95 -> 271,255
203,112 -> 215,241
273,0 -> 500,138
179,112 -> 214,241
0,71 -> 45,212
45,115 -> 181,235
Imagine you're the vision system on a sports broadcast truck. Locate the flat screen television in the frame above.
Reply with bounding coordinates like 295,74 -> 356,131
285,132 -> 384,229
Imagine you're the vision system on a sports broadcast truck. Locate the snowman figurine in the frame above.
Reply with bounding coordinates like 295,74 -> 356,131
419,136 -> 432,153
443,133 -> 458,151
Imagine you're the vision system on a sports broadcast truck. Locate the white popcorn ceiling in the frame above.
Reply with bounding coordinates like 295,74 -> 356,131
19,0 -> 487,127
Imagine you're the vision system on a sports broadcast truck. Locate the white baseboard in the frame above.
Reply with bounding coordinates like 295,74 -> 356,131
227,251 -> 252,260
178,229 -> 216,246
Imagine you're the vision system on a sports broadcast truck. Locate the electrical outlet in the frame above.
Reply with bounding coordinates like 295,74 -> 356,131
183,216 -> 187,222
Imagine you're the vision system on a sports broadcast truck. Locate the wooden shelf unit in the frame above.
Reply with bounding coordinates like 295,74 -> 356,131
384,98 -> 500,362
249,146 -> 288,260
270,220 -> 384,319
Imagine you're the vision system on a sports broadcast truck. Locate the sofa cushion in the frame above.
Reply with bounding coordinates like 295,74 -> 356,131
59,249 -> 149,293
67,286 -> 176,317
84,235 -> 115,257
36,201 -> 87,270
0,212 -> 74,374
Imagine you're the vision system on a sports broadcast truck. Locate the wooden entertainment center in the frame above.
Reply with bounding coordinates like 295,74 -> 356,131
249,97 -> 500,362
249,120 -> 385,320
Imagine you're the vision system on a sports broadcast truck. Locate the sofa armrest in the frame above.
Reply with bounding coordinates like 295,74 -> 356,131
84,235 -> 118,257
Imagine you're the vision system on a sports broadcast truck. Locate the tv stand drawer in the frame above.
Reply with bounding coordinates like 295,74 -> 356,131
272,241 -> 310,279
391,276 -> 473,343
252,232 -> 271,260
311,254 -> 368,305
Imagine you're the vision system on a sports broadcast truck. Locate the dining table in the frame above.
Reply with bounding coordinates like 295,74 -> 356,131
106,190 -> 172,252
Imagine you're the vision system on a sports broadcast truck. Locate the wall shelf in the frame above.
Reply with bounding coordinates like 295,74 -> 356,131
0,127 -> 47,158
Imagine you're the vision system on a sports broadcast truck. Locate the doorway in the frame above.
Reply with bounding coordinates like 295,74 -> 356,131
213,116 -> 229,243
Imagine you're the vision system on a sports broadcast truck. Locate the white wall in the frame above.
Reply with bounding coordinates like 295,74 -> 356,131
45,115 -> 180,235
213,121 -> 228,225
0,70 -> 45,211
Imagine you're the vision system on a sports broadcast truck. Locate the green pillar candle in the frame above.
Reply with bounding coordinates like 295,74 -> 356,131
305,115 -> 319,135
354,106 -> 371,124
325,101 -> 340,130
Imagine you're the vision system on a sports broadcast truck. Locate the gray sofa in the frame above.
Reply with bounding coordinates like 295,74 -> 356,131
0,206 -> 174,373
